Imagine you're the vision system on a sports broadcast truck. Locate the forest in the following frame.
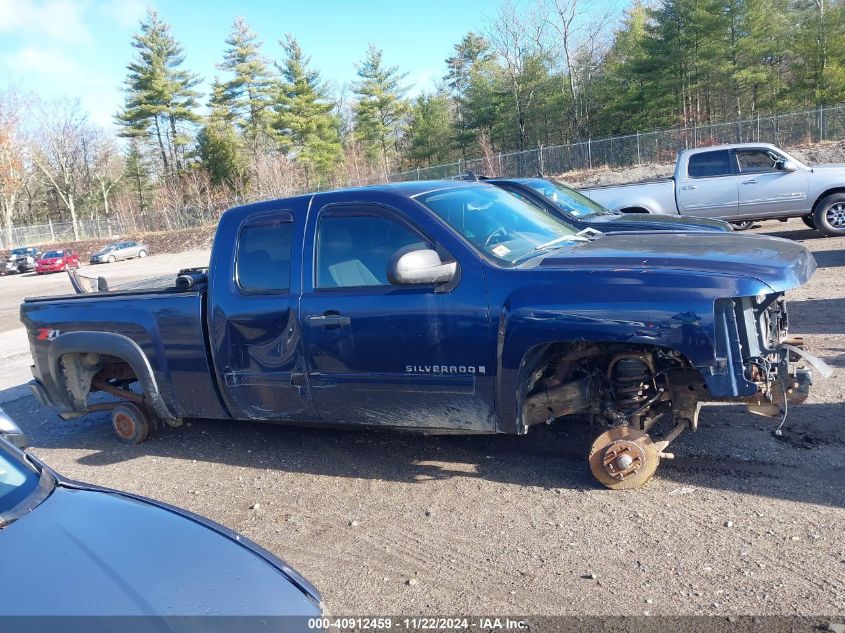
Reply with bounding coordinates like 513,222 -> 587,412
1,0 -> 844,240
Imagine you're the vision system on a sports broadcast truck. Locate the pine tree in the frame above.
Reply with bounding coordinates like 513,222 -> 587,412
792,0 -> 845,106
461,62 -> 504,153
274,34 -> 342,186
445,33 -> 493,157
116,9 -> 200,176
218,17 -> 278,165
406,93 -> 455,166
353,44 -> 409,174
592,2 -> 650,133
197,79 -> 248,189
124,139 -> 153,214
208,78 -> 237,127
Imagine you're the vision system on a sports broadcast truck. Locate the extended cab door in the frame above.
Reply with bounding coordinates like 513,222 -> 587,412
208,201 -> 318,422
734,147 -> 809,218
676,149 -> 739,219
299,194 -> 495,431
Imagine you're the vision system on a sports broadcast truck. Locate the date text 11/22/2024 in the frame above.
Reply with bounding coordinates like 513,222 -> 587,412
308,617 -> 528,630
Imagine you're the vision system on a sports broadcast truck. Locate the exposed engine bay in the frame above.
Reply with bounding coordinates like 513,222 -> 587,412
521,293 -> 826,489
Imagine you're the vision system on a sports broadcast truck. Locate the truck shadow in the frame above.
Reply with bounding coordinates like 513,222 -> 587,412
10,398 -> 845,510
786,298 -> 845,335
759,226 -> 827,241
804,249 -> 845,268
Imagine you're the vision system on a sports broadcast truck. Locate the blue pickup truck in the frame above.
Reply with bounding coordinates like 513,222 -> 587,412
22,181 -> 822,488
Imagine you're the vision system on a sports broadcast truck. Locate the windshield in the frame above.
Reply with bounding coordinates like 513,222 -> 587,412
11,248 -> 29,256
42,251 -> 63,258
520,178 -> 616,218
0,444 -> 40,516
416,185 -> 583,264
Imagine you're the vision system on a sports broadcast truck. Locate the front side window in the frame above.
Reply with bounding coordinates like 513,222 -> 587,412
316,212 -> 428,288
735,149 -> 782,174
416,185 -> 581,265
688,150 -> 733,178
236,217 -> 294,293
519,178 -> 615,218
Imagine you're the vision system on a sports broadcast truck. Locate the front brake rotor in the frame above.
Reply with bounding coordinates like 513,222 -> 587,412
588,427 -> 660,490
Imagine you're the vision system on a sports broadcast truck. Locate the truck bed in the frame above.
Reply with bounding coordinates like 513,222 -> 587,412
21,288 -> 228,421
580,177 -> 673,191
579,177 -> 677,214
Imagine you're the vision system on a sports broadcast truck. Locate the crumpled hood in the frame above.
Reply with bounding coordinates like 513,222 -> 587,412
0,486 -> 320,616
538,232 -> 816,292
592,213 -> 732,232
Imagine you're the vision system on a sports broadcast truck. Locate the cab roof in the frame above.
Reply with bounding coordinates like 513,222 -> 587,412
225,179 -> 491,215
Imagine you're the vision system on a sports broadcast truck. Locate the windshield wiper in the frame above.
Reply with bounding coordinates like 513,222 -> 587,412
576,227 -> 603,239
535,234 -> 589,250
512,235 -> 589,264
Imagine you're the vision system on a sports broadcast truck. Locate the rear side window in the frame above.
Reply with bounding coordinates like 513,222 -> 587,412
316,212 -> 428,288
688,150 -> 732,178
236,216 -> 294,293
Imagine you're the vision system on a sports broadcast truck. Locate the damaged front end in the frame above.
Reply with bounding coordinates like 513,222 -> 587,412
709,293 -> 830,420
522,292 -> 829,489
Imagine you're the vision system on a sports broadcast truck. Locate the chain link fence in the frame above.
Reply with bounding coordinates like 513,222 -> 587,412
382,104 -> 845,185
0,207 -> 225,250
4,103 -> 845,249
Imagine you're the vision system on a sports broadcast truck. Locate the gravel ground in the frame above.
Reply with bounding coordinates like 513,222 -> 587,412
1,219 -> 843,616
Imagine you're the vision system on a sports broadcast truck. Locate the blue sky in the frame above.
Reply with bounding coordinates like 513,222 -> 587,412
0,0 -> 506,128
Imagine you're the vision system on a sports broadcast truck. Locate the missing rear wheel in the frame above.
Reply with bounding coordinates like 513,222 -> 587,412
111,403 -> 151,444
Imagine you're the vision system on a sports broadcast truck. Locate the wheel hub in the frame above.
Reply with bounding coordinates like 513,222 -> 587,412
589,427 -> 660,490
113,411 -> 136,438
826,203 -> 845,228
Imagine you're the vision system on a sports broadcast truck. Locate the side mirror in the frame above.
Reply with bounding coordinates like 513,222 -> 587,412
0,407 -> 29,449
389,249 -> 457,285
780,159 -> 799,172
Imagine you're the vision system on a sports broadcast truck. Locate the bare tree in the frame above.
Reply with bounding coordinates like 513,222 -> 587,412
0,87 -> 34,247
252,153 -> 305,199
90,133 -> 125,218
486,0 -> 547,151
32,100 -> 92,241
541,0 -> 616,136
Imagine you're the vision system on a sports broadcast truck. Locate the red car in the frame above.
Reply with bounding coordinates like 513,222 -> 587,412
35,249 -> 81,274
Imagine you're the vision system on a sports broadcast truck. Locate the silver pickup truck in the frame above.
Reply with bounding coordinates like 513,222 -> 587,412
580,142 -> 845,236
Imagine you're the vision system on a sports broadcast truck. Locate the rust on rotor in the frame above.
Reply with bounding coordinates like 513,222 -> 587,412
589,427 -> 660,490
113,409 -> 136,439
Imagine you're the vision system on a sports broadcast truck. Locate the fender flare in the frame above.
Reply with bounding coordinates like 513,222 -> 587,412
47,331 -> 178,425
812,187 -> 845,212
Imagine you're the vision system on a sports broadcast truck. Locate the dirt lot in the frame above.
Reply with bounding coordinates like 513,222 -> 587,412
1,218 -> 843,616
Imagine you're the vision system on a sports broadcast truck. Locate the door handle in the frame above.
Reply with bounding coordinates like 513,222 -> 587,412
680,185 -> 697,190
307,313 -> 351,328
742,179 -> 758,184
